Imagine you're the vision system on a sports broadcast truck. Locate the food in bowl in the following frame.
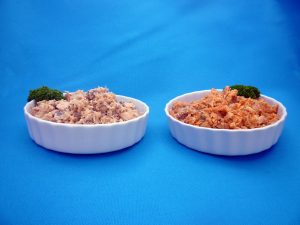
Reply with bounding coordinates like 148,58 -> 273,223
165,87 -> 287,155
169,86 -> 279,129
30,87 -> 141,124
24,86 -> 149,154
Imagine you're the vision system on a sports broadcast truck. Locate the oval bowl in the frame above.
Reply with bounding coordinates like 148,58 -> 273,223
165,90 -> 287,156
24,95 -> 149,154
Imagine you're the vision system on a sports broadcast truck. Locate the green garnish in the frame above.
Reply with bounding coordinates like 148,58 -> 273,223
27,86 -> 64,102
230,85 -> 260,99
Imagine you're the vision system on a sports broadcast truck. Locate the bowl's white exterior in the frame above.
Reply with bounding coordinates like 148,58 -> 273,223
24,95 -> 149,154
165,90 -> 287,156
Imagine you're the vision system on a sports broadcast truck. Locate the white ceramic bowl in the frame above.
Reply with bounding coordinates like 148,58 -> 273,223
24,95 -> 149,154
165,90 -> 287,156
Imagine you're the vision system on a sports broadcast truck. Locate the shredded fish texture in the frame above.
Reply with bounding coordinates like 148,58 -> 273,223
31,87 -> 140,124
169,87 -> 280,129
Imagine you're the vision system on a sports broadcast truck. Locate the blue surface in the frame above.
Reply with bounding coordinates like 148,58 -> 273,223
1,0 -> 300,224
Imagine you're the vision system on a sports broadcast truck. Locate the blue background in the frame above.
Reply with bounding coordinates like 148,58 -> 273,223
1,0 -> 300,224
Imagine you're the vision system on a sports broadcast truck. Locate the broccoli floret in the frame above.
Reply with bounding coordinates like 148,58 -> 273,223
27,86 -> 64,102
230,85 -> 260,99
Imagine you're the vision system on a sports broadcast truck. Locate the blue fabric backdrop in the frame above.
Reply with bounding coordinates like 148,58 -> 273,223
1,0 -> 300,224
